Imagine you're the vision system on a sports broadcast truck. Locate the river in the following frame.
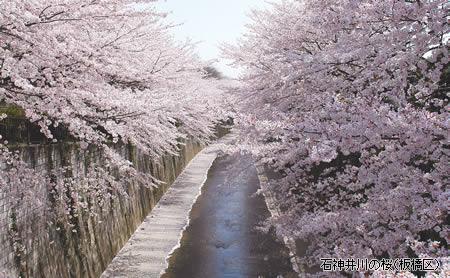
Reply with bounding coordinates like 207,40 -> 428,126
161,153 -> 297,278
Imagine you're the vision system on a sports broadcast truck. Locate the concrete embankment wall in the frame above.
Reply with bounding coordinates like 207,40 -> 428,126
0,138 -> 203,278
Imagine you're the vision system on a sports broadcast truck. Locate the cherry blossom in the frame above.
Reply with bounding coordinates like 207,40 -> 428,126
224,0 -> 448,276
0,1 -> 228,268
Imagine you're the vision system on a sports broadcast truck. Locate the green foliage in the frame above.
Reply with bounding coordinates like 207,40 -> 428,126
128,142 -> 136,167
0,103 -> 25,118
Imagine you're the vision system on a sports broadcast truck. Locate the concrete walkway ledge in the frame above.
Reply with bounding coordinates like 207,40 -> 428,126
100,134 -> 236,278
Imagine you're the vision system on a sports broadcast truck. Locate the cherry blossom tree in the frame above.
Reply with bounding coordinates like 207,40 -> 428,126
0,2 -> 227,274
224,0 -> 448,276
0,0 -> 228,188
1,0 -> 224,153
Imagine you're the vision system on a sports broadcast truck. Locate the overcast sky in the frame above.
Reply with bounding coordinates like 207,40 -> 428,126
152,0 -> 274,78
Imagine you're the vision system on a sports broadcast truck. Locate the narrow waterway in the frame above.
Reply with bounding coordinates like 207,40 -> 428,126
162,154 -> 296,278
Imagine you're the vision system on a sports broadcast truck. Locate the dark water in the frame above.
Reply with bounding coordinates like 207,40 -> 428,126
162,154 -> 297,278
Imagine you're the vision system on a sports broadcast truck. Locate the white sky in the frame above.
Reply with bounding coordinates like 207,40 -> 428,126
152,0 -> 274,78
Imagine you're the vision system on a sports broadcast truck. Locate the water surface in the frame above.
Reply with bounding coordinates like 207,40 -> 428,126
162,154 -> 296,278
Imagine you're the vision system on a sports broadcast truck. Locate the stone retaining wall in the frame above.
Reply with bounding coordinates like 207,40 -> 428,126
0,139 -> 202,278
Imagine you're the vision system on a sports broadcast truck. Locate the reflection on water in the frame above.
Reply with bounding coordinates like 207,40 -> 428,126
162,154 -> 297,278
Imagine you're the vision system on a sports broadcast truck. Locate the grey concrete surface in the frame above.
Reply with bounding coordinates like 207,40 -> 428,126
100,134 -> 235,278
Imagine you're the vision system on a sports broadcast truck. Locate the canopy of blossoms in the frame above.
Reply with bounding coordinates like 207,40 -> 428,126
224,0 -> 448,276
